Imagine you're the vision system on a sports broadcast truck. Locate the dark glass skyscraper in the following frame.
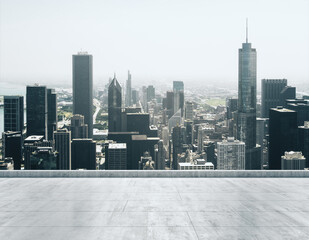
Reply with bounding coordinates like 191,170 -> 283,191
108,76 -> 122,132
47,89 -> 57,140
73,52 -> 93,138
235,23 -> 261,169
4,96 -> 24,132
269,107 -> 298,169
261,79 -> 287,118
26,85 -> 47,138
125,71 -> 132,107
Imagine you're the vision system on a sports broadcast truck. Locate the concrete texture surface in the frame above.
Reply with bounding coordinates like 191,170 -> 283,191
1,170 -> 309,178
0,178 -> 309,239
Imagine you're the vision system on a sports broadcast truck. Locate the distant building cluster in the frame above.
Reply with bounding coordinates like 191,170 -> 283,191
1,30 -> 309,171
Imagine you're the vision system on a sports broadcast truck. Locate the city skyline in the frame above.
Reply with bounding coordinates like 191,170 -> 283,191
0,0 -> 308,88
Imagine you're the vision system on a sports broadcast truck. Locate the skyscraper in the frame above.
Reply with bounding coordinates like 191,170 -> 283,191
73,52 -> 93,138
106,143 -> 127,170
261,79 -> 287,118
2,131 -> 23,170
4,96 -> 24,132
26,85 -> 48,138
47,89 -> 57,141
54,129 -> 71,170
269,107 -> 298,169
125,71 -> 132,107
71,139 -> 96,170
173,81 -> 184,92
147,85 -> 155,102
185,101 -> 194,120
298,121 -> 309,168
217,137 -> 245,170
70,114 -> 88,139
108,75 -> 122,132
172,125 -> 182,170
235,21 -> 261,170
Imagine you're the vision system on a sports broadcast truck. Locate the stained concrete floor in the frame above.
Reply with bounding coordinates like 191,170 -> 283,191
0,178 -> 309,240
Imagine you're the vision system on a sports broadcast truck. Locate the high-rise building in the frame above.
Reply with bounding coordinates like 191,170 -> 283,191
131,89 -> 139,105
47,89 -> 57,141
235,22 -> 261,170
279,86 -> 296,107
185,101 -> 194,120
269,107 -> 298,169
226,98 -> 238,120
4,96 -> 24,132
23,135 -> 53,170
286,100 -> 309,126
71,139 -> 96,170
172,125 -> 182,170
72,52 -> 93,138
30,147 -> 59,170
165,91 -> 174,119
154,140 -> 165,170
70,114 -> 88,139
298,121 -> 309,168
281,151 -> 305,170
168,109 -> 182,133
147,85 -> 155,102
106,143 -> 127,170
2,131 -> 23,170
261,79 -> 287,118
26,85 -> 47,138
54,129 -> 71,170
204,141 -> 216,169
217,137 -> 245,170
108,76 -> 122,132
173,81 -> 184,92
125,71 -> 132,107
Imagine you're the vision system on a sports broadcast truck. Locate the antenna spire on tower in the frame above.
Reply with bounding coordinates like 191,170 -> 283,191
246,18 -> 248,43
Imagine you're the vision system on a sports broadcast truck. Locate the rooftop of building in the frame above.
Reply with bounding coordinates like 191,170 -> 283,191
108,143 -> 126,149
0,170 -> 308,239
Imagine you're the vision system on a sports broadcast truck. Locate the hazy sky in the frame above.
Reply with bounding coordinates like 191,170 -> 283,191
0,0 -> 309,88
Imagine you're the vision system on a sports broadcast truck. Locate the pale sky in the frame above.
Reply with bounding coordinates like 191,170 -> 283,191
0,0 -> 309,88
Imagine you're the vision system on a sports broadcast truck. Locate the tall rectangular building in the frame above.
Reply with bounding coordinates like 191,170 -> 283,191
235,24 -> 261,170
47,89 -> 57,141
125,71 -> 132,107
261,79 -> 287,118
54,129 -> 71,170
269,107 -> 298,169
4,96 -> 24,132
73,52 -> 93,138
2,131 -> 23,170
106,143 -> 127,170
217,137 -> 245,170
26,85 -> 47,138
70,114 -> 88,139
108,76 -> 122,132
298,121 -> 309,168
71,139 -> 96,170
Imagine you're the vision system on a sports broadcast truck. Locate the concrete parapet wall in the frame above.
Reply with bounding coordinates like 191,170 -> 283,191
0,170 -> 309,178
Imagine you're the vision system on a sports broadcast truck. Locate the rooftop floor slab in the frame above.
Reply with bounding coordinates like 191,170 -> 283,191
1,170 -> 309,178
0,177 -> 309,239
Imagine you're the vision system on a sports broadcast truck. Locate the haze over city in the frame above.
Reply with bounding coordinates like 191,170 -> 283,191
1,0 -> 309,88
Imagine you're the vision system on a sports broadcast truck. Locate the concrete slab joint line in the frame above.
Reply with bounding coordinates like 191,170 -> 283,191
0,170 -> 309,178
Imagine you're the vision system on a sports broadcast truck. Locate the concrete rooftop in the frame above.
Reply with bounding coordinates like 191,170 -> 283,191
0,173 -> 309,239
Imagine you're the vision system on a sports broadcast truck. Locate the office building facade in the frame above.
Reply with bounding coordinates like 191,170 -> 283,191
72,52 -> 93,138
261,79 -> 287,118
26,85 -> 48,138
4,96 -> 24,132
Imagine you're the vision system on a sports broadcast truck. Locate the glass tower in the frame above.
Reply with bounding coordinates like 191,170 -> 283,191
72,52 -> 93,138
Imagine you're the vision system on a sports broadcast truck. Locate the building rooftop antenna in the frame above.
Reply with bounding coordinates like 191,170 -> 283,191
246,18 -> 248,43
